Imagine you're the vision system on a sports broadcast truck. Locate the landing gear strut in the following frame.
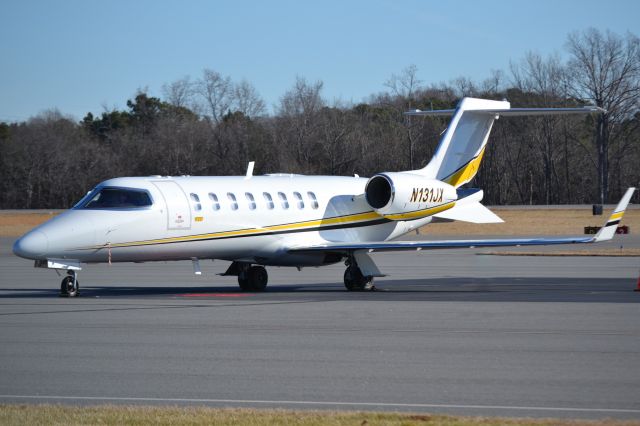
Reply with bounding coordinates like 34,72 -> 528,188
238,265 -> 268,292
343,258 -> 374,291
60,270 -> 79,297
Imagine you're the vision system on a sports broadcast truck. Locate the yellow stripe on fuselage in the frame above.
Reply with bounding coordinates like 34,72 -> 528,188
93,211 -> 383,249
383,201 -> 455,221
88,202 -> 457,251
265,211 -> 380,232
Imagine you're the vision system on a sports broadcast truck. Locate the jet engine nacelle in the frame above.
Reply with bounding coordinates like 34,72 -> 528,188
364,172 -> 458,220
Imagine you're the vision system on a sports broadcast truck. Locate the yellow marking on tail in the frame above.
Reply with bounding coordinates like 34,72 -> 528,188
609,211 -> 624,221
444,147 -> 486,188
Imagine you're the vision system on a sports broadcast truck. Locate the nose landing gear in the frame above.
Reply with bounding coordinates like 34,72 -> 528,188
60,270 -> 79,297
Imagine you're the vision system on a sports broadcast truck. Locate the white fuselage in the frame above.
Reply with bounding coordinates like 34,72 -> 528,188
14,175 -> 433,267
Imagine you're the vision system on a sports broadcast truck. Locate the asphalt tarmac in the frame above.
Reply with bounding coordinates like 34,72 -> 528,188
1,236 -> 639,420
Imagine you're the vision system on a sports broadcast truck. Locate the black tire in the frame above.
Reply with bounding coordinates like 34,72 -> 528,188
344,265 -> 368,291
238,266 -> 268,291
60,276 -> 79,297
238,276 -> 251,291
247,266 -> 268,291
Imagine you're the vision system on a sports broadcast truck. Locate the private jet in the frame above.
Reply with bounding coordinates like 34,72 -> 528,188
12,97 -> 635,296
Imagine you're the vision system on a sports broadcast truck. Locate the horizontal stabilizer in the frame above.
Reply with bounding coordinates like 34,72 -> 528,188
433,201 -> 503,224
406,98 -> 605,189
405,106 -> 605,117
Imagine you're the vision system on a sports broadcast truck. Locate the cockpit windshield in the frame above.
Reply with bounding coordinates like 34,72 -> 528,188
77,187 -> 153,209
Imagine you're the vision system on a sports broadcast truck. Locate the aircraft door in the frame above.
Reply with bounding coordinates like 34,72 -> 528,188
152,181 -> 191,230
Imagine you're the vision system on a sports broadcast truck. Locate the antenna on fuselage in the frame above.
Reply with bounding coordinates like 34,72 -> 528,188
245,161 -> 255,179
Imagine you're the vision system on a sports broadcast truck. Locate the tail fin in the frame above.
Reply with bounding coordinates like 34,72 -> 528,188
412,98 -> 509,187
407,97 -> 604,188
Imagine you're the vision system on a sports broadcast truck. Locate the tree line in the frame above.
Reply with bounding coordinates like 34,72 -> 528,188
1,28 -> 638,209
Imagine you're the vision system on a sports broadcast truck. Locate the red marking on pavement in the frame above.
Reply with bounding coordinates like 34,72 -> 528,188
180,293 -> 250,298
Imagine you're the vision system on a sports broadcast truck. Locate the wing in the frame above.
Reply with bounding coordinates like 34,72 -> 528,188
289,236 -> 594,254
289,188 -> 635,254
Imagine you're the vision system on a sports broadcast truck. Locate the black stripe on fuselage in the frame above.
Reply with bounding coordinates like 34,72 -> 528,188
93,217 -> 393,249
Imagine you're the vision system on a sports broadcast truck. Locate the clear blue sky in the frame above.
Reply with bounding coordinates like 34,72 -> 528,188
1,0 -> 638,122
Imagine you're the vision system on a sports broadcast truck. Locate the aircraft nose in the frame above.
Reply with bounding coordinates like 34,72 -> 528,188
13,230 -> 49,259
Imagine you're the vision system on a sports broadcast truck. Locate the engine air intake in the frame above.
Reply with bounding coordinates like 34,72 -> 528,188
365,174 -> 393,209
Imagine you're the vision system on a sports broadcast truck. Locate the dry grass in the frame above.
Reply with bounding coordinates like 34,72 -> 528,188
421,208 -> 640,236
1,209 -> 638,238
0,405 -> 638,426
0,212 -> 61,237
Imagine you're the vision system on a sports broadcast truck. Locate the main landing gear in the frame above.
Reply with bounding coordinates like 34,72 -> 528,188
60,270 -> 79,297
343,258 -> 375,291
238,264 -> 268,292
221,261 -> 269,292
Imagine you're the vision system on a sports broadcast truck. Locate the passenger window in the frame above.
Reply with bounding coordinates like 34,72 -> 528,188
307,191 -> 319,209
227,192 -> 238,211
209,193 -> 220,211
190,193 -> 202,211
245,192 -> 256,210
263,192 -> 274,209
293,192 -> 304,209
278,192 -> 289,209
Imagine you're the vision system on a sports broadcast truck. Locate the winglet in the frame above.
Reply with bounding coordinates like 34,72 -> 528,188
593,187 -> 636,242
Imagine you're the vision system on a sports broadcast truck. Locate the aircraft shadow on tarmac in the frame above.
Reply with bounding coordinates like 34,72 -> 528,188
1,277 -> 638,303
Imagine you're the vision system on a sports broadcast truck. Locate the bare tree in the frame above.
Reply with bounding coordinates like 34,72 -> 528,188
481,69 -> 505,95
318,104 -> 354,175
511,52 -> 567,98
451,76 -> 478,98
279,76 -> 324,116
384,64 -> 423,101
276,76 -> 325,171
233,79 -> 266,118
510,52 -> 570,203
196,69 -> 234,125
566,28 -> 640,203
383,65 -> 427,169
161,76 -> 195,109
